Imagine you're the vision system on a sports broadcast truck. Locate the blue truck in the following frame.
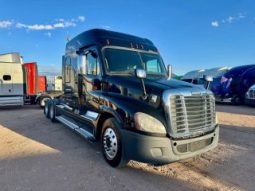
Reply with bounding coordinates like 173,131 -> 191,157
212,65 -> 255,104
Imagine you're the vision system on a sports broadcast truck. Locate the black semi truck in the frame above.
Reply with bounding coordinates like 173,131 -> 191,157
44,29 -> 219,167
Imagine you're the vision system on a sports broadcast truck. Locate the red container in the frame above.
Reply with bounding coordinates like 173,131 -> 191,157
23,62 -> 38,96
38,75 -> 47,93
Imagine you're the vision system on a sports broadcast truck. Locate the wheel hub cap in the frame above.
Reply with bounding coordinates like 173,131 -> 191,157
103,128 -> 118,160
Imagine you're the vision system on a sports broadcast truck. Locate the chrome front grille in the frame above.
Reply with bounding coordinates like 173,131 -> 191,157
169,94 -> 216,137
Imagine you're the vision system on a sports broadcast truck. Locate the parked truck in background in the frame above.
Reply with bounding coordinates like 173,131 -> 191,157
44,29 -> 219,167
0,53 -> 62,107
213,65 -> 255,104
37,75 -> 63,107
38,75 -> 47,93
0,53 -> 24,106
245,84 -> 255,106
23,62 -> 39,104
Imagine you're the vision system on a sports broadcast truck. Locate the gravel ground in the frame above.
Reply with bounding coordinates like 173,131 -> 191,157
0,104 -> 254,191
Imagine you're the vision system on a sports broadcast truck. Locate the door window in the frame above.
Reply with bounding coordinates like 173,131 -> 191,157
3,75 -> 11,81
86,52 -> 99,75
64,57 -> 71,83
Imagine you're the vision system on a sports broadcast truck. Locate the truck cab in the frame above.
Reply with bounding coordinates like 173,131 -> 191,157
44,29 -> 219,167
0,53 -> 24,107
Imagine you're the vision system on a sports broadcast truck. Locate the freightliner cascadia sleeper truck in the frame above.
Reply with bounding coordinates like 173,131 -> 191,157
44,29 -> 219,167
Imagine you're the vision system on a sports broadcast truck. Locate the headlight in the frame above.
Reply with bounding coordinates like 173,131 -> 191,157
134,112 -> 166,134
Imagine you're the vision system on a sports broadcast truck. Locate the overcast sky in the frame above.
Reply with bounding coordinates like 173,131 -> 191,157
0,0 -> 255,75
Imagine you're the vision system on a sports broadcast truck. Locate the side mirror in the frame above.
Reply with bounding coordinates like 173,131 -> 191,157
204,75 -> 213,82
167,65 -> 172,79
135,69 -> 146,79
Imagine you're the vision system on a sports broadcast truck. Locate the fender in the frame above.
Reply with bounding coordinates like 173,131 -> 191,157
98,93 -> 167,128
99,105 -> 123,125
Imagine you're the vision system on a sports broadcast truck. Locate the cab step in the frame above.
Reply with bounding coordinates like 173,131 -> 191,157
56,115 -> 96,141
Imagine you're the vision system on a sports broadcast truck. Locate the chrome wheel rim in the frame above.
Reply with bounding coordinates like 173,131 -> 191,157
103,128 -> 118,160
41,98 -> 50,107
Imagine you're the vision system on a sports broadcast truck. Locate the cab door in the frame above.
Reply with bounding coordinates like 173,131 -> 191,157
82,48 -> 102,109
0,65 -> 13,95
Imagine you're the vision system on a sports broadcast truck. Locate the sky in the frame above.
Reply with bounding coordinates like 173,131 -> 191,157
0,0 -> 255,75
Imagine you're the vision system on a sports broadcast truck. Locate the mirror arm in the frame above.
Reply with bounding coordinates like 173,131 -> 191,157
141,79 -> 148,100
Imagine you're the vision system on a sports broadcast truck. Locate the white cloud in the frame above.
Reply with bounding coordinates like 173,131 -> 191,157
227,16 -> 234,23
16,23 -> 27,29
1,16 -> 86,32
78,16 -> 85,22
63,21 -> 76,27
53,23 -> 65,28
28,24 -> 54,30
211,13 -> 247,28
15,20 -> 77,31
0,20 -> 13,28
211,21 -> 219,27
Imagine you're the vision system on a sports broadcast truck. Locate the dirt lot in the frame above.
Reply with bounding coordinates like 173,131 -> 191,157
0,105 -> 254,191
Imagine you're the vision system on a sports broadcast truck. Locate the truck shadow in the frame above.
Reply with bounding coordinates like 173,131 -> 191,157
1,109 -> 252,190
0,104 -> 40,111
0,115 -> 197,191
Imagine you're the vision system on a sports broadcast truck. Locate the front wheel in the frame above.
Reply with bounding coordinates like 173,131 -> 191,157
49,102 -> 56,122
44,101 -> 50,118
101,118 -> 128,168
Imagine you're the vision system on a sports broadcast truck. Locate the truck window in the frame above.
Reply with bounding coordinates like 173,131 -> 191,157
103,48 -> 167,78
78,55 -> 86,74
146,59 -> 161,73
3,75 -> 11,81
86,52 -> 99,75
64,57 -> 71,83
141,54 -> 165,75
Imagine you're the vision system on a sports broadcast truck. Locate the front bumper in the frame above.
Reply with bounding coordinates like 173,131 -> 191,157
215,97 -> 232,103
122,125 -> 219,165
0,96 -> 24,107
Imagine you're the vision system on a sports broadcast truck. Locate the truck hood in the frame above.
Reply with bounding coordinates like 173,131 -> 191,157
248,84 -> 255,91
105,76 -> 206,107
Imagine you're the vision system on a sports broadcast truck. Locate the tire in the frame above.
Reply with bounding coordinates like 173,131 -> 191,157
49,102 -> 56,122
44,101 -> 50,118
231,95 -> 242,105
101,118 -> 128,168
40,96 -> 51,108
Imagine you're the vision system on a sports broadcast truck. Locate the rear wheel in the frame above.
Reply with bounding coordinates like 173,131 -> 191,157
40,96 -> 51,108
101,118 -> 128,168
231,95 -> 242,105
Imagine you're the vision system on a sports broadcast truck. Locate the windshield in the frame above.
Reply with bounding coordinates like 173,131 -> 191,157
103,48 -> 167,78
